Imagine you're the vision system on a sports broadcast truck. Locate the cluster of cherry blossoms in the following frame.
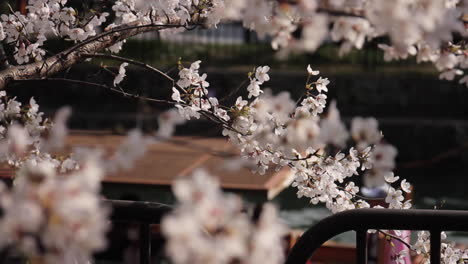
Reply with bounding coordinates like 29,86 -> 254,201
0,92 -> 111,262
0,90 -> 183,262
170,60 -> 230,123
213,0 -> 468,86
162,169 -> 287,264
408,231 -> 468,264
2,1 -> 468,262
0,0 -> 109,64
0,0 -> 229,64
2,0 -> 468,88
369,230 -> 468,264
0,91 -> 65,168
168,60 -> 413,214
0,157 -> 109,263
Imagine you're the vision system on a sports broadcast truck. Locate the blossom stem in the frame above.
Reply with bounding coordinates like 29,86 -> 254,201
83,53 -> 187,93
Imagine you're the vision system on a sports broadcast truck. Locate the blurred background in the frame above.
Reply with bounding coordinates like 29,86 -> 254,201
3,0 -> 468,259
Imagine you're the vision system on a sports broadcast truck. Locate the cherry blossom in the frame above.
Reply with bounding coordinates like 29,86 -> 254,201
255,66 -> 270,84
162,170 -> 287,264
171,87 -> 183,103
247,80 -> 262,98
0,90 -> 177,262
1,0 -> 467,86
113,62 -> 129,87
307,64 -> 319,76
384,172 -> 400,183
156,109 -> 186,139
401,179 -> 412,193
315,77 -> 330,93
0,157 -> 109,263
351,117 -> 382,149
0,1 -> 465,262
385,187 -> 405,209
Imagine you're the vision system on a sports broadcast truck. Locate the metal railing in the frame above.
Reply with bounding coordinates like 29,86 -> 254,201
107,199 -> 172,264
106,201 -> 468,264
285,208 -> 468,264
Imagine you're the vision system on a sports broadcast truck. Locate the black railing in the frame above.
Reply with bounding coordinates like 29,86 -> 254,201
106,199 -> 171,264
285,208 -> 468,264
106,201 -> 468,264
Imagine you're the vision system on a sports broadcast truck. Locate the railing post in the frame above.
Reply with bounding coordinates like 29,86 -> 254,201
430,230 -> 441,264
140,224 -> 151,264
356,229 -> 368,264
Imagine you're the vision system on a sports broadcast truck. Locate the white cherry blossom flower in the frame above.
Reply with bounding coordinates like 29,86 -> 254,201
320,100 -> 348,147
439,69 -> 463,80
41,107 -> 71,152
156,108 -> 186,139
307,64 -> 319,75
68,28 -> 87,41
459,75 -> 468,87
215,108 -> 230,121
108,41 -> 126,54
162,170 -> 287,264
384,172 -> 400,183
435,53 -> 459,71
351,117 -> 381,148
315,77 -> 330,93
247,79 -> 262,98
171,87 -> 183,102
14,43 -> 30,65
235,96 -> 248,110
113,62 -> 128,86
385,187 -> 404,209
400,179 -> 411,193
105,129 -> 150,172
176,104 -> 201,120
255,66 -> 270,84
371,143 -> 397,171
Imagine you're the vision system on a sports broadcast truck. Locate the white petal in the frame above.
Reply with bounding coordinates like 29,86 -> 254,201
401,179 -> 411,193
384,172 -> 399,183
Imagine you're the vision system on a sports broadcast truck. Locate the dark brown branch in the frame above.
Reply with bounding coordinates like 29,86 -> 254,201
219,79 -> 248,103
0,21 -> 187,90
378,230 -> 413,252
82,53 -> 182,90
335,186 -> 386,202
13,78 -> 177,105
13,77 -> 244,135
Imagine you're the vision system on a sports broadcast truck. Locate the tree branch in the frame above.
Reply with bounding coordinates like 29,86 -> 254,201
13,78 -> 177,105
0,21 -> 186,90
378,230 -> 413,252
82,53 -> 183,90
13,77 -> 243,135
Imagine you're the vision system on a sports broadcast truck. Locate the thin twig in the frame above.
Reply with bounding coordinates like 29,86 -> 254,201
12,77 -> 244,135
220,79 -> 249,103
13,78 -> 177,105
62,23 -> 185,58
378,230 -> 413,251
83,53 -> 178,87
